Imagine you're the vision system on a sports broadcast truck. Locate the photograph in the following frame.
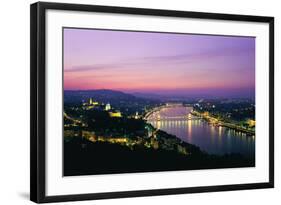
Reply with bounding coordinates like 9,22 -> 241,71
63,28 -> 256,176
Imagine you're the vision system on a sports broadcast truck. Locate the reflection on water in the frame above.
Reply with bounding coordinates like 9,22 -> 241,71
147,106 -> 255,157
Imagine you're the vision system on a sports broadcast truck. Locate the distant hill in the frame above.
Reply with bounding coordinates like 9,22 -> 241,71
64,89 -> 140,104
131,92 -> 204,103
64,90 -> 160,115
130,92 -> 166,100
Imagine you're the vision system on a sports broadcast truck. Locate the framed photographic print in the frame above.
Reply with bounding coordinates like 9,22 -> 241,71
30,2 -> 274,203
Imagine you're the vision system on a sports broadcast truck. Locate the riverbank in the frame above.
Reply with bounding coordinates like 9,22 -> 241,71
191,110 -> 255,136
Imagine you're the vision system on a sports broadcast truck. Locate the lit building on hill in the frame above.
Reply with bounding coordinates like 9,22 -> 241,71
134,111 -> 139,119
89,98 -> 93,105
85,105 -> 94,110
88,98 -> 99,105
105,103 -> 111,111
82,98 -> 99,110
109,111 -> 122,117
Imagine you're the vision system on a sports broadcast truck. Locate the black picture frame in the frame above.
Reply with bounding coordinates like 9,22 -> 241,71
30,1 -> 274,203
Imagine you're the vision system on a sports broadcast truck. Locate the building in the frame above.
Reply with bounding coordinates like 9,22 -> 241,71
89,98 -> 93,105
88,98 -> 99,105
109,111 -> 122,118
247,119 -> 256,127
134,111 -> 139,119
82,98 -> 99,110
105,103 -> 111,111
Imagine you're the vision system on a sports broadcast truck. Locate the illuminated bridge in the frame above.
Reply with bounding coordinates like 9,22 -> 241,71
144,103 -> 202,121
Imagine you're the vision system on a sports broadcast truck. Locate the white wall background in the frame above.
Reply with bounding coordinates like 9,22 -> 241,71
0,0 -> 279,204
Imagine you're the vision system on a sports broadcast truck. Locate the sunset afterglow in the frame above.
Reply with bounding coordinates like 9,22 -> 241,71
64,28 -> 255,98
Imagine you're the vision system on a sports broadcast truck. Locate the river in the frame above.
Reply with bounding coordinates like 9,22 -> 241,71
147,106 -> 255,157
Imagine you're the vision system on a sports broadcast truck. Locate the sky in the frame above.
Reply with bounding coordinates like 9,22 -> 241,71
64,28 -> 255,98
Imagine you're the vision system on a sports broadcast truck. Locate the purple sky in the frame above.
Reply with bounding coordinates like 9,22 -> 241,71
64,28 -> 255,98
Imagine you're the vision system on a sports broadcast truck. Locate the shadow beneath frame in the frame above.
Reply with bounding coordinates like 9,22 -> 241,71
18,192 -> 29,200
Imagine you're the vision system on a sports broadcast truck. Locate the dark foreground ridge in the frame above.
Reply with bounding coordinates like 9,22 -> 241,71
64,137 -> 254,176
